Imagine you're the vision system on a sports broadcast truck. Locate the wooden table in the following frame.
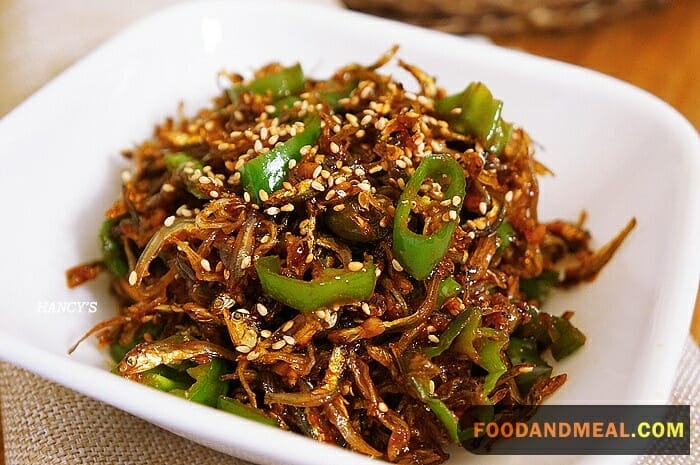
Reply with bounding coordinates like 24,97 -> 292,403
0,0 -> 698,462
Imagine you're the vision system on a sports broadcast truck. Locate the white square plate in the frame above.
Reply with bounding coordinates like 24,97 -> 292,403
0,1 -> 698,464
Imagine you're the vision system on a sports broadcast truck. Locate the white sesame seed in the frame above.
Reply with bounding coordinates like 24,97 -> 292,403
243,191 -> 251,203
333,204 -> 345,211
281,320 -> 294,332
161,183 -> 174,193
354,168 -> 366,177
429,380 -> 436,394
348,261 -> 364,272
271,340 -> 286,350
330,142 -> 340,154
236,345 -> 252,354
448,210 -> 458,220
361,302 -> 371,315
452,195 -> 462,207
478,201 -> 488,215
198,176 -> 211,184
246,351 -> 260,361
200,258 -> 211,272
358,181 -> 371,192
428,334 -> 440,344
360,114 -> 372,126
378,402 -> 389,413
265,207 -> 280,216
312,164 -> 323,179
121,170 -> 132,183
283,335 -> 296,345
311,181 -> 325,192
128,271 -> 137,286
163,215 -> 175,227
288,159 -> 297,169
254,139 -> 263,152
355,129 -> 366,138
395,159 -> 407,169
391,259 -> 404,272
256,303 -> 268,316
259,189 -> 269,202
280,203 -> 294,212
505,190 -> 514,202
368,165 -> 383,174
260,329 -> 272,338
241,256 -> 252,269
260,127 -> 268,140
260,234 -> 270,244
209,190 -> 219,198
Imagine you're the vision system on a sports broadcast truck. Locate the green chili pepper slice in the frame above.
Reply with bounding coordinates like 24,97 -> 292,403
239,114 -> 321,203
520,269 -> 559,303
479,337 -> 508,395
409,375 -> 460,442
255,255 -> 377,312
495,220 -> 516,255
228,63 -> 305,103
392,154 -> 466,280
435,82 -> 512,155
436,277 -> 462,309
506,336 -> 553,395
423,306 -> 478,359
218,396 -> 279,427
139,365 -> 193,392
516,307 -> 586,361
99,217 -> 128,277
163,151 -> 209,199
170,358 -> 229,407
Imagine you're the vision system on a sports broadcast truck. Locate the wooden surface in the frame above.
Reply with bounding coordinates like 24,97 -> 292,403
0,0 -> 698,463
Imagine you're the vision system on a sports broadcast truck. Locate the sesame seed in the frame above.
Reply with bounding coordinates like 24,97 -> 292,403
478,201 -> 488,215
375,267 -> 382,277
320,169 -> 331,179
505,190 -> 514,202
280,203 -> 294,212
305,253 -> 314,264
428,334 -> 440,344
368,165 -> 383,174
360,114 -> 372,126
312,165 -> 323,179
378,402 -> 389,413
334,176 -> 347,185
258,189 -> 269,202
391,259 -> 404,272
260,127 -> 268,140
281,320 -> 294,332
311,181 -> 325,192
426,325 -> 436,333
256,303 -> 268,316
254,139 -> 263,152
354,168 -> 366,177
452,195 -> 462,207
198,176 -> 211,184
260,330 -> 272,338
128,271 -> 137,286
361,302 -> 371,315
288,159 -> 297,169
200,258 -> 211,272
241,256 -> 252,268
283,335 -> 296,345
246,351 -> 260,361
163,215 -> 175,227
395,159 -> 407,169
429,380 -> 436,394
333,204 -> 345,211
448,210 -> 458,220
243,191 -> 251,203
268,134 -> 279,145
235,308 -> 250,315
209,190 -> 219,198
271,340 -> 286,350
358,181 -> 371,191
161,183 -> 174,193
325,190 -> 337,200
121,170 -> 132,183
355,129 -> 366,138
348,261 -> 364,272
235,345 -> 251,354
330,142 -> 340,154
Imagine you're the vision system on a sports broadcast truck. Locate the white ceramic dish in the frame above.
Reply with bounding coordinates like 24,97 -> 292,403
0,1 -> 698,464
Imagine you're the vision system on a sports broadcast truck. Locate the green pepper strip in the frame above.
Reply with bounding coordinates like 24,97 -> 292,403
99,217 -> 128,277
228,63 -> 305,103
255,255 -> 377,313
409,376 -> 460,442
480,337 -> 508,395
138,365 -> 192,392
435,82 -> 512,155
516,307 -> 586,360
218,396 -> 279,427
436,277 -> 462,309
506,337 -> 553,395
239,114 -> 321,203
496,220 -> 516,255
163,151 -> 209,199
423,306 -> 478,359
520,269 -> 559,303
392,154 -> 466,280
171,358 -> 230,407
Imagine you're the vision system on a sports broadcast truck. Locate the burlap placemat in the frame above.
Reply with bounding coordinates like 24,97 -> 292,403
1,339 -> 698,464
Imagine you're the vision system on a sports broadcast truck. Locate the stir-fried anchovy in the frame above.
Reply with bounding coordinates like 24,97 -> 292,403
66,47 -> 634,463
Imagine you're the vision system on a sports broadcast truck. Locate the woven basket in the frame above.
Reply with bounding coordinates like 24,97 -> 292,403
342,0 -> 666,34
